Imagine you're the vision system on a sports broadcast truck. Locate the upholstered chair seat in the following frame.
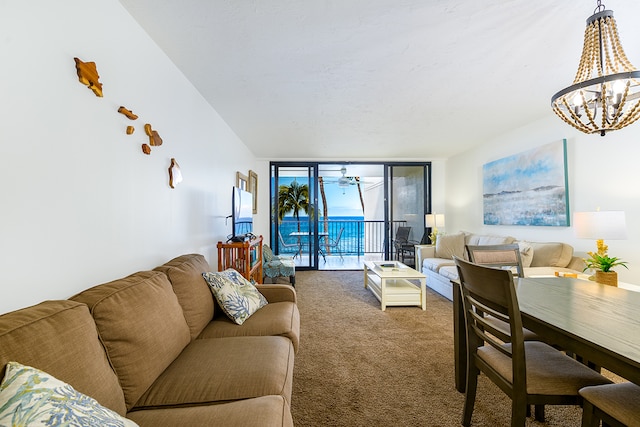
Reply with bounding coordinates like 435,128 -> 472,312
263,245 -> 296,285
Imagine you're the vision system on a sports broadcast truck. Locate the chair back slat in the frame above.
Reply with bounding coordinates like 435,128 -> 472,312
467,295 -> 512,346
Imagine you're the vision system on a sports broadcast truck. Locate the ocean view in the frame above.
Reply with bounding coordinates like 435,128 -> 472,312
277,216 -> 367,255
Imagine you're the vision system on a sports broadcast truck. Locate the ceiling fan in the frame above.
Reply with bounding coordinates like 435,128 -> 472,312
321,167 -> 361,188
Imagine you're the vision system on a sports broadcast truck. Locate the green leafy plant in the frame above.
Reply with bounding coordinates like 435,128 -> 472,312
583,240 -> 628,272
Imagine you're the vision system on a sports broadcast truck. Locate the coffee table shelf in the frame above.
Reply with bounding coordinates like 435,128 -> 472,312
364,261 -> 426,311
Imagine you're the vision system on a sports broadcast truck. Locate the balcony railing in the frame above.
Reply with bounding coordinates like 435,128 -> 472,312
277,219 -> 408,256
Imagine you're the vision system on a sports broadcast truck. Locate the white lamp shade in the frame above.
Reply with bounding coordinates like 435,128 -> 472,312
425,213 -> 445,228
573,211 -> 627,240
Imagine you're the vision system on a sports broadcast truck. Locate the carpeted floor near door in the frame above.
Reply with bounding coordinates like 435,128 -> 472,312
290,270 -> 584,427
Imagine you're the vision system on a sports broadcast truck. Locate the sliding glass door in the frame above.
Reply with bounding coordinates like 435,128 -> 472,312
386,164 -> 430,265
271,161 -> 430,270
271,164 -> 319,269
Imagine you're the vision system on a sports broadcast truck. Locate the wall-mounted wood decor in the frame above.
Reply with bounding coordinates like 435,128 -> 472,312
73,57 -> 103,97
248,170 -> 258,214
141,144 -> 151,155
168,158 -> 183,188
126,126 -> 135,135
144,124 -> 163,146
236,172 -> 248,191
117,106 -> 138,120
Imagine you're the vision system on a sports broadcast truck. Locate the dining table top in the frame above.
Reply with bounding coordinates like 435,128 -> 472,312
516,276 -> 640,384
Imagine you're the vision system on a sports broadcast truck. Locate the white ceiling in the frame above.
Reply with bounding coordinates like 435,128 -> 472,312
118,0 -> 640,160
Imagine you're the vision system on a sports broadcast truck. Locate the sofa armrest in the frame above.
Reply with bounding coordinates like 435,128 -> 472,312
258,284 -> 297,303
566,256 -> 586,272
415,245 -> 435,271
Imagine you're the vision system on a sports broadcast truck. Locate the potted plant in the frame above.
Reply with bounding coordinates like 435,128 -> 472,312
583,240 -> 628,286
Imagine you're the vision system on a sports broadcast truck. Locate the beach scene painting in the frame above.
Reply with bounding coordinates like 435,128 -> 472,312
483,140 -> 569,226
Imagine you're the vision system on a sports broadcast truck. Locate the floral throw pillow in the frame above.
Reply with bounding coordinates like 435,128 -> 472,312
202,269 -> 268,325
0,361 -> 138,427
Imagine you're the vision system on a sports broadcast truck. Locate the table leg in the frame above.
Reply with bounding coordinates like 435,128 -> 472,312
381,277 -> 387,311
420,278 -> 426,310
364,264 -> 369,289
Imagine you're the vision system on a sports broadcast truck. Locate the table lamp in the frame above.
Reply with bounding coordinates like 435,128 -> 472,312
425,213 -> 445,244
574,210 -> 627,244
574,210 -> 627,285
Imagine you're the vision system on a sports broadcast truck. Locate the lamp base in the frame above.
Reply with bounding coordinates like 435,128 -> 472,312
595,270 -> 618,287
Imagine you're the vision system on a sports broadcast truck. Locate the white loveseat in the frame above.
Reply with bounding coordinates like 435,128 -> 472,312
415,232 -> 586,301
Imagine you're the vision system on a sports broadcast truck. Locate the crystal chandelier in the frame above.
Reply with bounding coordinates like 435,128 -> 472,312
551,1 -> 640,136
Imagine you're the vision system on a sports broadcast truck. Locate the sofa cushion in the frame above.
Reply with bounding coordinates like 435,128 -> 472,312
422,258 -> 456,273
465,233 -> 515,246
203,270 -> 268,325
127,395 -> 293,427
198,301 -> 300,352
134,336 -> 294,409
0,300 -> 126,415
435,232 -> 465,259
517,241 -> 534,267
530,242 -> 574,268
438,265 -> 460,281
154,254 -> 215,340
70,271 -> 191,411
0,362 -> 138,427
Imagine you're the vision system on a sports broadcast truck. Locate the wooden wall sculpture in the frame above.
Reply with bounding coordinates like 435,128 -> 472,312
74,57 -> 103,97
74,57 -> 180,186
168,158 -> 183,188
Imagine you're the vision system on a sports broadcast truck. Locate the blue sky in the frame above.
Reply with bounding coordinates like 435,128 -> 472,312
278,177 -> 364,217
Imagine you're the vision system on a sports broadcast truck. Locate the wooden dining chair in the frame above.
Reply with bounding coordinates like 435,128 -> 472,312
466,244 -> 524,278
465,243 -> 538,341
579,382 -> 640,427
454,257 -> 612,427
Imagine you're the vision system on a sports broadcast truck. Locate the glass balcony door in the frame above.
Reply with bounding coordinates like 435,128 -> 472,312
270,162 -> 431,270
271,163 -> 319,269
385,164 -> 430,265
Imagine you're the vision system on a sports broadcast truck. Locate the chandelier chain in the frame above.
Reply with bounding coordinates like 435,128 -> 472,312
595,0 -> 605,14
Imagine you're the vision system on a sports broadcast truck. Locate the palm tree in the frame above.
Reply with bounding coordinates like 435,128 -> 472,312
278,181 -> 312,231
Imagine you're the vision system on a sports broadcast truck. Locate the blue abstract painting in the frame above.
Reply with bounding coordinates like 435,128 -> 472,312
483,140 -> 569,226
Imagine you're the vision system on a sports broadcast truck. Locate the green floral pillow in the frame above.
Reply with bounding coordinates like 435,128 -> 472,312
202,269 -> 268,325
0,361 -> 138,427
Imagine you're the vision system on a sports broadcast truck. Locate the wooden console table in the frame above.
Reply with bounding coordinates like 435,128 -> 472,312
217,235 -> 263,284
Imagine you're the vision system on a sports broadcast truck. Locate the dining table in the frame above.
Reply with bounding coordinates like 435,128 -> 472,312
453,276 -> 640,393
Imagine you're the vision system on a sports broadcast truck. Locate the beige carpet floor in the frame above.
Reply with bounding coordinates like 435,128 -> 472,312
289,270 -> 587,427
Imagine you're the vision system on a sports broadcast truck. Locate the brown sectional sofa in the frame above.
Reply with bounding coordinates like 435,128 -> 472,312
0,253 -> 299,426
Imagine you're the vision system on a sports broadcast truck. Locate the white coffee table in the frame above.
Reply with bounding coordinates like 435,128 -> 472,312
363,261 -> 426,311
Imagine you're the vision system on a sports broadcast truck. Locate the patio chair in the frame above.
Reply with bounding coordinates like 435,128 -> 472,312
454,257 -> 611,426
262,244 -> 296,285
278,231 -> 301,258
322,227 -> 344,261
393,226 -> 420,265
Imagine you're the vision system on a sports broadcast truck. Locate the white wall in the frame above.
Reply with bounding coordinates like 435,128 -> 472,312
0,1 -> 258,313
446,114 -> 640,284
